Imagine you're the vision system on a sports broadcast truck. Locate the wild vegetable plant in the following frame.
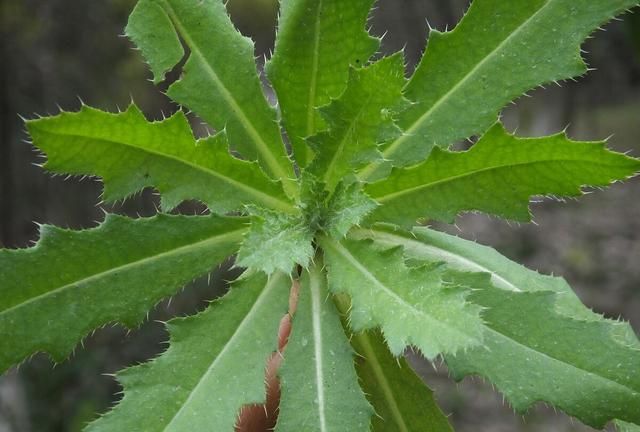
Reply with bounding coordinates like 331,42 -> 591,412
2,0 -> 640,430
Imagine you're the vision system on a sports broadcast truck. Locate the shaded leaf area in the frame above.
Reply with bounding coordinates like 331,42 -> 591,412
267,0 -> 379,167
308,54 -> 407,190
276,261 -> 372,431
87,272 -> 290,432
321,237 -> 485,358
0,213 -> 247,372
366,123 -> 640,226
26,105 -> 294,213
127,0 -> 295,191
446,288 -> 640,429
352,330 -> 453,432
359,0 -> 640,179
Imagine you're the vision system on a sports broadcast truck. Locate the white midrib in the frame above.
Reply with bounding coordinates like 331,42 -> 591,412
309,266 -> 329,432
486,327 -> 638,396
160,0 -> 293,190
162,273 -> 285,431
355,333 -> 409,432
305,0 -> 323,164
352,229 -> 518,292
371,157 -> 609,204
358,1 -> 552,181
324,239 -> 474,342
0,228 -> 246,318
51,132 -> 295,213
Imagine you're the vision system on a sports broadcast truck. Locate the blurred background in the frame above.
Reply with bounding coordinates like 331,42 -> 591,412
1,0 -> 639,431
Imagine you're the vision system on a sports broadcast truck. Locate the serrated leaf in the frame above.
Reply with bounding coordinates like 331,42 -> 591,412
276,259 -> 372,431
126,0 -> 296,194
27,105 -> 295,213
308,54 -> 408,191
445,288 -> 640,428
87,272 -> 290,432
350,330 -> 453,432
320,237 -> 485,358
365,123 -> 640,226
351,224 -> 640,346
324,182 -> 378,239
236,208 -> 314,274
0,214 -> 246,373
358,0 -> 640,179
267,0 -> 379,167
335,226 -> 640,427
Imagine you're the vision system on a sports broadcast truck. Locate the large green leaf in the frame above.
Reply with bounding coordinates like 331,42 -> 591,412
267,0 -> 379,167
338,226 -> 640,427
276,260 -> 372,431
445,288 -> 640,428
320,237 -> 485,358
350,330 -> 453,432
308,54 -> 408,191
126,0 -> 296,194
350,224 -> 640,344
27,105 -> 295,213
87,272 -> 290,432
0,214 -> 246,372
358,0 -> 640,179
365,123 -> 640,226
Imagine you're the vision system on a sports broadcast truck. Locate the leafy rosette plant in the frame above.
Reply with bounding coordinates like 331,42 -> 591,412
3,0 -> 640,430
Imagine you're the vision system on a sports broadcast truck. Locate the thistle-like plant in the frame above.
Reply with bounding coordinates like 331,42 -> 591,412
2,0 -> 640,431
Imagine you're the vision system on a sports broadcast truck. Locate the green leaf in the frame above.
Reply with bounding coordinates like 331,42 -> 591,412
87,272 -> 291,432
267,0 -> 379,167
445,288 -> 640,428
126,0 -> 296,194
26,105 -> 295,213
308,54 -> 408,191
617,420 -> 640,432
340,226 -> 640,427
358,0 -> 640,179
236,207 -> 314,274
276,259 -> 372,431
365,123 -> 640,226
0,214 -> 246,373
320,237 -> 485,358
323,182 -> 378,239
350,330 -> 453,432
350,224 -> 640,345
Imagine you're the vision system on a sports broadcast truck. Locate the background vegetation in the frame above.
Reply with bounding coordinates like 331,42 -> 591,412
1,0 -> 639,430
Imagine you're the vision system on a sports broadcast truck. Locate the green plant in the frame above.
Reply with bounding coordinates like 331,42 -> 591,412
2,0 -> 640,430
